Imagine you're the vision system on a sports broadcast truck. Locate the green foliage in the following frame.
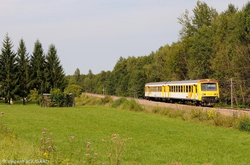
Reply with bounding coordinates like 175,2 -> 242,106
121,99 -> 143,112
69,68 -> 81,85
100,96 -> 113,105
29,40 -> 46,94
0,35 -> 67,104
0,34 -> 19,104
28,88 -> 41,102
111,98 -> 127,108
78,95 -> 143,112
55,2 -> 250,107
239,117 -> 250,132
50,89 -> 65,107
64,84 -> 83,97
45,44 -> 66,92
41,88 -> 75,107
16,39 -> 30,105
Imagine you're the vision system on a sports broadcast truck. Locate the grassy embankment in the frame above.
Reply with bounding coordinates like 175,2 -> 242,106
0,97 -> 250,164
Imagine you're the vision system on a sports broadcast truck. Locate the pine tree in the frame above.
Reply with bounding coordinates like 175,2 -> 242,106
30,40 -> 46,94
45,44 -> 66,92
73,68 -> 81,85
0,34 -> 18,104
16,39 -> 30,105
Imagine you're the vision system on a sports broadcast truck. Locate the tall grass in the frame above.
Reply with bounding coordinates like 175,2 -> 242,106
0,111 -> 39,162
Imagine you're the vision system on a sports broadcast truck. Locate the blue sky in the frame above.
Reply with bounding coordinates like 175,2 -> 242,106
0,0 -> 248,75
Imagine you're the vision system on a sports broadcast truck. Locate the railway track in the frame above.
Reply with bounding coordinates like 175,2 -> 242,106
217,107 -> 250,112
83,93 -> 250,117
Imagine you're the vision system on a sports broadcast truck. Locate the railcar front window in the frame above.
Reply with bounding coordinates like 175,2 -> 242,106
201,83 -> 217,91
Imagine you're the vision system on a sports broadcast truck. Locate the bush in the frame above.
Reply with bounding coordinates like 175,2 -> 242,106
28,88 -> 41,102
238,117 -> 250,132
122,99 -> 143,112
191,110 -> 206,121
64,84 -> 83,97
50,89 -> 65,107
111,98 -> 127,108
100,96 -> 113,105
40,89 -> 75,107
75,95 -> 89,105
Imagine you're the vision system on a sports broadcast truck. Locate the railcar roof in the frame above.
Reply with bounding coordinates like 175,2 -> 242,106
145,80 -> 201,86
145,81 -> 168,86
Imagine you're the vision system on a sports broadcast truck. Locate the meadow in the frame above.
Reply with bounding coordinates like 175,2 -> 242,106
0,103 -> 250,165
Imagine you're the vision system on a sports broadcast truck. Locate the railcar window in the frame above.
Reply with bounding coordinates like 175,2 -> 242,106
149,86 -> 163,92
201,83 -> 217,91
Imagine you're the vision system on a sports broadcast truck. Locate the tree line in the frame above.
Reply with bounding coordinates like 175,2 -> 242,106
68,1 -> 250,107
0,34 -> 66,104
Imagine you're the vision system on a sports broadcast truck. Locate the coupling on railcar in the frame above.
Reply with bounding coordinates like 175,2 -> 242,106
145,79 -> 220,106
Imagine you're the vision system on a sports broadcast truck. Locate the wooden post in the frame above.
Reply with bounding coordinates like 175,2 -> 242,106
231,78 -> 233,108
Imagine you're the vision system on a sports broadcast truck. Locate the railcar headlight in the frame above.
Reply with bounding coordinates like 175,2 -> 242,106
214,93 -> 218,95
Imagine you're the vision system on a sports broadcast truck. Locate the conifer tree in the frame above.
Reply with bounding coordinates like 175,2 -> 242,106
16,39 -> 30,105
45,44 -> 66,91
0,34 -> 18,104
73,68 -> 81,85
30,40 -> 46,94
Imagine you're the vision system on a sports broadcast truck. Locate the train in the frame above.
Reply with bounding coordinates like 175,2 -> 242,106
145,79 -> 220,106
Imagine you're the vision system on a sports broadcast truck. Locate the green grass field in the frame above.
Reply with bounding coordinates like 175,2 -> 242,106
0,104 -> 250,164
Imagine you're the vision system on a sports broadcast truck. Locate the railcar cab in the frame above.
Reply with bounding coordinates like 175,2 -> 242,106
197,79 -> 220,105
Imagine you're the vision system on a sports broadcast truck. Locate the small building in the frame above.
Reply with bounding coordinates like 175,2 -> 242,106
40,93 -> 51,107
40,93 -> 75,107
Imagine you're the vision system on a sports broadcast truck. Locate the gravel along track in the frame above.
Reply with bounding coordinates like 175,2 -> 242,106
83,93 -> 250,117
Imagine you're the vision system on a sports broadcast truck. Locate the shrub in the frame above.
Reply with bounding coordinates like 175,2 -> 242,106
75,95 -> 89,105
159,108 -> 171,116
88,98 -> 102,105
111,98 -> 127,108
213,113 -> 225,126
168,109 -> 185,119
122,99 -> 143,112
238,117 -> 250,132
50,89 -> 65,107
64,84 -> 83,97
152,106 -> 161,114
28,88 -> 41,102
100,96 -> 113,105
40,89 -> 75,107
191,110 -> 206,121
